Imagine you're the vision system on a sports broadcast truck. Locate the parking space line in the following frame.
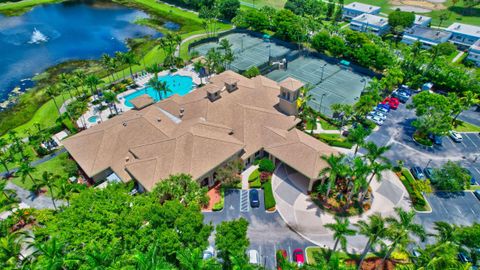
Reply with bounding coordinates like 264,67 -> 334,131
464,134 -> 478,149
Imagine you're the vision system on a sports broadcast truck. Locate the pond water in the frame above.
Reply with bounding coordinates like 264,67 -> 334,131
0,1 -> 162,102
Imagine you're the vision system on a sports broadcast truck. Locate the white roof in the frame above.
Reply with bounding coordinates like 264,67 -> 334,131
470,40 -> 480,51
414,15 -> 431,25
447,23 -> 480,38
352,14 -> 388,27
344,2 -> 380,13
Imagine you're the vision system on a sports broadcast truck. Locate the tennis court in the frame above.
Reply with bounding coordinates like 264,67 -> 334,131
192,33 -> 292,72
267,56 -> 369,116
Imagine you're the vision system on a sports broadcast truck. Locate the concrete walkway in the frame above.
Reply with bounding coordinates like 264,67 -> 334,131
308,120 -> 342,135
271,163 -> 411,252
241,165 -> 258,190
452,51 -> 464,63
2,181 -> 64,212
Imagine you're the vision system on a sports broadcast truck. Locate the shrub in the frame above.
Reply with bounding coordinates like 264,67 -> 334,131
243,66 -> 261,78
263,180 -> 276,210
400,168 -> 428,210
260,171 -> 271,183
258,158 -> 275,173
213,188 -> 225,211
316,133 -> 354,149
249,178 -> 262,189
248,169 -> 260,182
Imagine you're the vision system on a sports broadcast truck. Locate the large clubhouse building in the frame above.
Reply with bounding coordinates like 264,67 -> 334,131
63,71 -> 337,192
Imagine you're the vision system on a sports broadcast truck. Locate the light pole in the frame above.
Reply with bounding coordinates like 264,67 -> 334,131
424,159 -> 432,170
320,63 -> 327,82
267,43 -> 271,62
241,34 -> 246,52
319,93 -> 326,115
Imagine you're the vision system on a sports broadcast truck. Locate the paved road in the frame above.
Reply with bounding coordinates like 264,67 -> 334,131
5,181 -> 64,210
203,189 -> 312,269
458,106 -> 480,127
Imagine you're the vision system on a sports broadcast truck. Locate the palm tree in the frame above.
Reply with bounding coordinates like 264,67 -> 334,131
355,213 -> 386,270
57,181 -> 78,207
0,231 -> 25,266
431,221 -> 457,243
360,161 -> 391,202
324,217 -> 356,253
193,61 -> 205,84
0,150 -> 11,177
133,245 -> 176,270
146,63 -> 161,76
45,86 -> 61,116
414,242 -> 468,270
177,247 -> 221,270
318,154 -> 347,198
32,238 -> 75,270
85,74 -> 103,99
360,142 -> 392,201
378,207 -> 426,269
146,78 -> 171,101
122,51 -> 139,80
115,51 -> 126,79
73,70 -> 87,95
347,126 -> 370,157
58,73 -> 75,99
17,158 -> 37,185
83,244 -> 116,269
40,172 -> 58,210
101,53 -> 115,83
344,157 -> 369,209
103,91 -> 119,115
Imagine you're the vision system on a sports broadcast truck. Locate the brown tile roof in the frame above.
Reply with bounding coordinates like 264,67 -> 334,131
63,70 -> 336,190
129,94 -> 154,110
279,77 -> 304,91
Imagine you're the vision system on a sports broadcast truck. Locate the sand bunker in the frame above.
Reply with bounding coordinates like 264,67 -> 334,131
389,0 -> 447,12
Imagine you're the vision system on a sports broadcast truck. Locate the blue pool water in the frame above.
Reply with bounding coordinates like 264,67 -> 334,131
88,116 -> 99,123
124,75 -> 193,107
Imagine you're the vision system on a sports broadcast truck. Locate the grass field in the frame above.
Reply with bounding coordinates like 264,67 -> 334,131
240,0 -> 286,9
453,120 -> 480,132
0,0 -> 63,15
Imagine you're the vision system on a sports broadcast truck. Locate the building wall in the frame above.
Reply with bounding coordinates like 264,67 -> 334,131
450,33 -> 480,47
467,50 -> 480,66
350,22 -> 389,36
342,8 -> 380,20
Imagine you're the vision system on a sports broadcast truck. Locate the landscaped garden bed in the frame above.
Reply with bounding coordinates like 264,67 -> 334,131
316,133 -> 354,149
262,180 -> 276,211
412,131 -> 433,147
398,168 -> 431,212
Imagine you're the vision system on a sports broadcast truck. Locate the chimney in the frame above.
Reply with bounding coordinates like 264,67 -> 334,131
225,78 -> 239,92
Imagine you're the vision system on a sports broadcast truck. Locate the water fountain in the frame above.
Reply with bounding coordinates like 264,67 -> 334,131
29,28 -> 48,44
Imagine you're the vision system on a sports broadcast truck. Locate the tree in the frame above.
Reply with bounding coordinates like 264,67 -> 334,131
31,238 -> 76,269
215,218 -> 249,269
355,213 -> 386,270
0,231 -> 25,268
232,9 -> 270,32
217,0 -> 240,20
318,154 -> 348,198
243,66 -> 260,78
362,142 -> 391,197
101,53 -> 115,83
57,181 -> 79,207
0,151 -> 11,177
121,51 -> 139,80
85,74 -> 103,98
146,77 -> 171,101
17,158 -> 37,185
103,91 -> 119,115
215,160 -> 243,188
380,207 -> 426,268
409,91 -> 452,136
177,247 -> 222,270
450,91 -> 478,124
284,0 -> 324,16
347,126 -> 369,156
414,241 -> 468,270
432,161 -> 471,191
324,217 -> 356,252
388,9 -> 415,28
133,245 -> 176,270
45,86 -> 61,116
152,173 -> 209,207
40,171 -> 59,211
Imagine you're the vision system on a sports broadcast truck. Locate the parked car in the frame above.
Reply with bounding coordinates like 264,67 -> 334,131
465,169 -> 478,185
366,114 -> 384,126
375,105 -> 389,114
473,190 -> 480,201
428,133 -> 443,145
382,97 -> 399,109
458,252 -> 472,263
399,85 -> 412,96
249,189 -> 260,208
424,167 -> 436,182
377,103 -> 390,111
392,90 -> 410,103
368,111 -> 386,120
276,249 -> 287,270
203,246 -> 215,260
248,250 -> 260,265
411,166 -> 426,180
449,131 -> 463,142
292,249 -> 305,267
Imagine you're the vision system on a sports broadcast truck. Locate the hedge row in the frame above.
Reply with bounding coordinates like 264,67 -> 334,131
212,188 -> 225,211
400,168 -> 428,211
317,133 -> 354,149
263,180 -> 276,210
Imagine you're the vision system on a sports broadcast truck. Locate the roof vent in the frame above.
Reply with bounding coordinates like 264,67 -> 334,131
123,122 -> 127,127
229,130 -> 234,135
180,107 -> 185,113
125,156 -> 130,162
179,112 -> 184,118
157,118 -> 162,122
455,24 -> 461,30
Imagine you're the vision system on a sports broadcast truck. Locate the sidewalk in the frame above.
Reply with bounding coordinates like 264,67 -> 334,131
241,165 -> 258,190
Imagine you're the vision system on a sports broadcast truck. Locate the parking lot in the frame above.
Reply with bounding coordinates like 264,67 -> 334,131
203,189 -> 312,269
416,191 -> 480,241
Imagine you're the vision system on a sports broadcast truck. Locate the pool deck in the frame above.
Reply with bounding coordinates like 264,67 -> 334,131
77,65 -> 203,129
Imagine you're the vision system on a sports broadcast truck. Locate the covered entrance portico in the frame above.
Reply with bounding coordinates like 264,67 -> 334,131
267,153 -> 319,192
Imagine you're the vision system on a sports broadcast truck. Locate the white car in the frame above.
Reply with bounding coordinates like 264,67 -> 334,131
202,246 -> 215,260
366,115 -> 384,126
248,250 -> 260,265
375,106 -> 389,114
369,111 -> 386,120
449,130 -> 463,142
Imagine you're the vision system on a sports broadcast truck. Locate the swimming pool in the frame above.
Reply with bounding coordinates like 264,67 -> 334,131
88,115 -> 99,123
124,75 -> 193,107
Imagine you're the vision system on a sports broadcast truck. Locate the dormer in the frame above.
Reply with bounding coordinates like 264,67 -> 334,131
224,77 -> 239,92
204,84 -> 223,102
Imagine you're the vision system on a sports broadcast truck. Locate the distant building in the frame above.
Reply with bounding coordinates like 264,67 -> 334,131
350,14 -> 390,36
342,2 -> 381,21
467,40 -> 480,66
446,23 -> 480,48
413,15 -> 431,27
401,25 -> 452,48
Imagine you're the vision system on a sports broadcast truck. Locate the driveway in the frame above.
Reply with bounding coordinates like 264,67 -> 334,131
203,189 -> 312,269
416,191 -> 480,242
271,163 -> 411,253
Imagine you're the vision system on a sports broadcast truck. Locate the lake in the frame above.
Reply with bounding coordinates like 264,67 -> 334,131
0,1 -> 162,102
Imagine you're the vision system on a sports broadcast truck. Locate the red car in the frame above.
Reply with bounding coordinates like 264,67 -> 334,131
276,249 -> 287,270
293,248 -> 305,266
381,97 -> 399,109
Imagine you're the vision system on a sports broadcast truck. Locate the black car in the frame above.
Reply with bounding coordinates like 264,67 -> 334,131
428,134 -> 443,146
249,189 -> 260,208
473,190 -> 480,201
410,167 -> 426,180
424,167 -> 436,182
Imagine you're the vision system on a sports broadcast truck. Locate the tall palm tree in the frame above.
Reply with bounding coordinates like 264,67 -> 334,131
100,53 -> 115,83
146,78 -> 171,101
355,213 -> 386,270
122,51 -> 139,80
85,75 -> 103,99
17,158 -> 37,185
31,238 -> 75,270
431,221 -> 457,243
414,242 -> 468,270
363,142 -> 391,165
378,207 -> 426,269
103,91 -> 119,115
57,181 -> 78,207
360,161 -> 391,202
0,231 -> 25,267
58,73 -> 75,99
345,157 -> 369,208
193,61 -> 205,84
0,150 -> 11,177
133,245 -> 176,270
40,172 -> 58,211
115,51 -> 126,79
0,180 -> 16,211
347,126 -> 370,157
45,86 -> 61,116
318,154 -> 347,198
324,217 -> 356,252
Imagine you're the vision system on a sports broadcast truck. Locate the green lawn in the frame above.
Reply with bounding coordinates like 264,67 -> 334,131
10,152 -> 71,197
317,133 -> 354,149
468,185 -> 480,191
0,0 -> 63,15
319,118 -> 339,130
240,0 -> 286,9
453,120 -> 480,132
3,146 -> 38,172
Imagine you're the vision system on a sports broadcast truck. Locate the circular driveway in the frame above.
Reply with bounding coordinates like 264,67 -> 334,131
272,163 -> 412,252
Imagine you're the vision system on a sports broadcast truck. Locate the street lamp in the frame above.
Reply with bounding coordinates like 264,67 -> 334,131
320,63 -> 327,82
241,34 -> 246,52
424,159 -> 432,170
319,93 -> 327,115
267,43 -> 271,62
